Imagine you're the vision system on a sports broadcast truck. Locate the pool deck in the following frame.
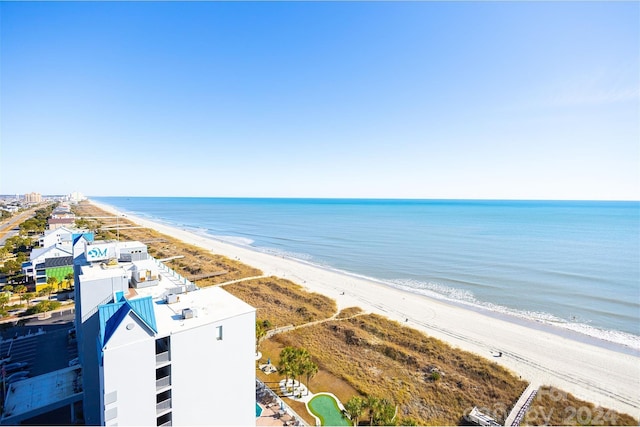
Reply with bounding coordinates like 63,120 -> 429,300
256,379 -> 303,426
256,402 -> 299,426
257,378 -> 350,426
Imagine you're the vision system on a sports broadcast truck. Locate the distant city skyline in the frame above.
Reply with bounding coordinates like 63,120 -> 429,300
1,1 -> 638,201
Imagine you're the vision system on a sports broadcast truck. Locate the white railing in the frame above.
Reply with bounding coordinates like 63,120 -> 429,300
156,351 -> 170,365
156,376 -> 171,390
156,398 -> 172,414
153,258 -> 199,294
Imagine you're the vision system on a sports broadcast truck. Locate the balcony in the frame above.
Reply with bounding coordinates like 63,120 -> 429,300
156,398 -> 172,415
156,376 -> 171,391
156,351 -> 170,366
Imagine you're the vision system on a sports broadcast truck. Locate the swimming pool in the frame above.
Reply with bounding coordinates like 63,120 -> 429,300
256,403 -> 263,417
307,394 -> 350,426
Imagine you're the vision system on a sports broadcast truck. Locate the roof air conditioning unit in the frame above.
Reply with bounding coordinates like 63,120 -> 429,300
182,308 -> 194,319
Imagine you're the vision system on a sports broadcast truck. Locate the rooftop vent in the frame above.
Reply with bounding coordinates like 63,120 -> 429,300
182,308 -> 194,319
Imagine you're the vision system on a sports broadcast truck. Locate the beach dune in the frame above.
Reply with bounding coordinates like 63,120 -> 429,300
91,200 -> 640,418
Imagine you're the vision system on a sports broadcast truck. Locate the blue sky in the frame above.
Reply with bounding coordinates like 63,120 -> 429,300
1,1 -> 638,200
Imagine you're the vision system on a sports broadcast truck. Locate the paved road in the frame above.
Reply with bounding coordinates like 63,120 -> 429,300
0,207 -> 41,244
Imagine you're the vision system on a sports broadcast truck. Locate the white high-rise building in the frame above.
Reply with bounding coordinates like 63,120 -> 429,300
68,191 -> 87,202
74,240 -> 256,426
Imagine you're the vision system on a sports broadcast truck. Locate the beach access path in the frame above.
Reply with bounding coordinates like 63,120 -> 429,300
91,200 -> 640,419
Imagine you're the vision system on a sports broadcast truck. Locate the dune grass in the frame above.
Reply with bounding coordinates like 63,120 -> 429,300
225,276 -> 337,326
269,314 -> 527,425
522,386 -> 637,426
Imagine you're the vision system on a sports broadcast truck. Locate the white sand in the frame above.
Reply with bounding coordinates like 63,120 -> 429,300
91,200 -> 640,418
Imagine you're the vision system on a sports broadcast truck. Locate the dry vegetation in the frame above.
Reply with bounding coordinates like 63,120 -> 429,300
264,313 -> 526,425
73,201 -> 638,426
522,386 -> 637,426
72,201 -> 262,285
225,277 -> 337,326
336,306 -> 364,319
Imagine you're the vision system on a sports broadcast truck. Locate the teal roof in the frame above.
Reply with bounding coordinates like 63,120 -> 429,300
72,232 -> 94,245
98,295 -> 157,347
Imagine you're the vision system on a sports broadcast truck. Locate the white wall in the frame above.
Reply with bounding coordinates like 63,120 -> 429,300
78,271 -> 128,320
170,310 -> 256,426
102,312 -> 157,425
40,228 -> 72,248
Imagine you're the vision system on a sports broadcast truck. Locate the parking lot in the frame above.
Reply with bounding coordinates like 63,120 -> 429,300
1,311 -> 77,382
1,330 -> 77,379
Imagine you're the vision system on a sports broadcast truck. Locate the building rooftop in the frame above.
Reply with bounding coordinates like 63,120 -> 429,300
151,285 -> 255,335
79,262 -> 128,280
1,366 -> 82,425
86,243 -> 254,338
132,259 -> 255,335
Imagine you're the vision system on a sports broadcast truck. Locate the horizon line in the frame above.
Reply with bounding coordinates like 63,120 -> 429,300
86,195 -> 640,203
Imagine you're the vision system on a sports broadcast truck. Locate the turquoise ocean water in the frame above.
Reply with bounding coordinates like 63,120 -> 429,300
92,197 -> 639,349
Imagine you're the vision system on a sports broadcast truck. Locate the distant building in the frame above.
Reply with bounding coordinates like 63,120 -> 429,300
23,192 -> 42,203
68,191 -> 87,202
23,231 -> 94,290
74,239 -> 256,426
22,244 -> 72,287
39,226 -> 75,248
48,217 -> 76,230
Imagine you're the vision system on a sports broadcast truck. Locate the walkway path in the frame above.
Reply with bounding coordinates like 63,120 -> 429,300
504,382 -> 540,426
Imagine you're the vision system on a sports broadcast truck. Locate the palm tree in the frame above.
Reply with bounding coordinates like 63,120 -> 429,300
256,320 -> 266,347
278,347 -> 297,387
344,396 -> 365,426
40,288 -> 55,300
24,292 -> 35,306
64,273 -> 74,290
46,277 -> 58,293
301,354 -> 318,395
14,284 -> 26,305
367,397 -> 395,426
278,346 -> 320,397
366,396 -> 380,426
0,293 -> 10,312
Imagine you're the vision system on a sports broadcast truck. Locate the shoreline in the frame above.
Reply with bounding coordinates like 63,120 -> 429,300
144,215 -> 640,356
89,199 -> 640,418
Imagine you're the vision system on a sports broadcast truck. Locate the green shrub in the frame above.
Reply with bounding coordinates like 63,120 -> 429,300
25,300 -> 61,315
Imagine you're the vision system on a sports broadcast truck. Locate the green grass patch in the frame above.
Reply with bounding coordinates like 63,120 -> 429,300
308,394 -> 350,426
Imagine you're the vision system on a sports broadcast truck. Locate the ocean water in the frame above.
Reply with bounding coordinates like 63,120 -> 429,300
92,197 -> 640,348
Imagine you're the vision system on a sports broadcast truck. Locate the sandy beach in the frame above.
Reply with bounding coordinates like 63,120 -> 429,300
91,200 -> 640,418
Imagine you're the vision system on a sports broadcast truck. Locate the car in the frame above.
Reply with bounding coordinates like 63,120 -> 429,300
68,357 -> 79,367
2,362 -> 28,373
5,371 -> 29,384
